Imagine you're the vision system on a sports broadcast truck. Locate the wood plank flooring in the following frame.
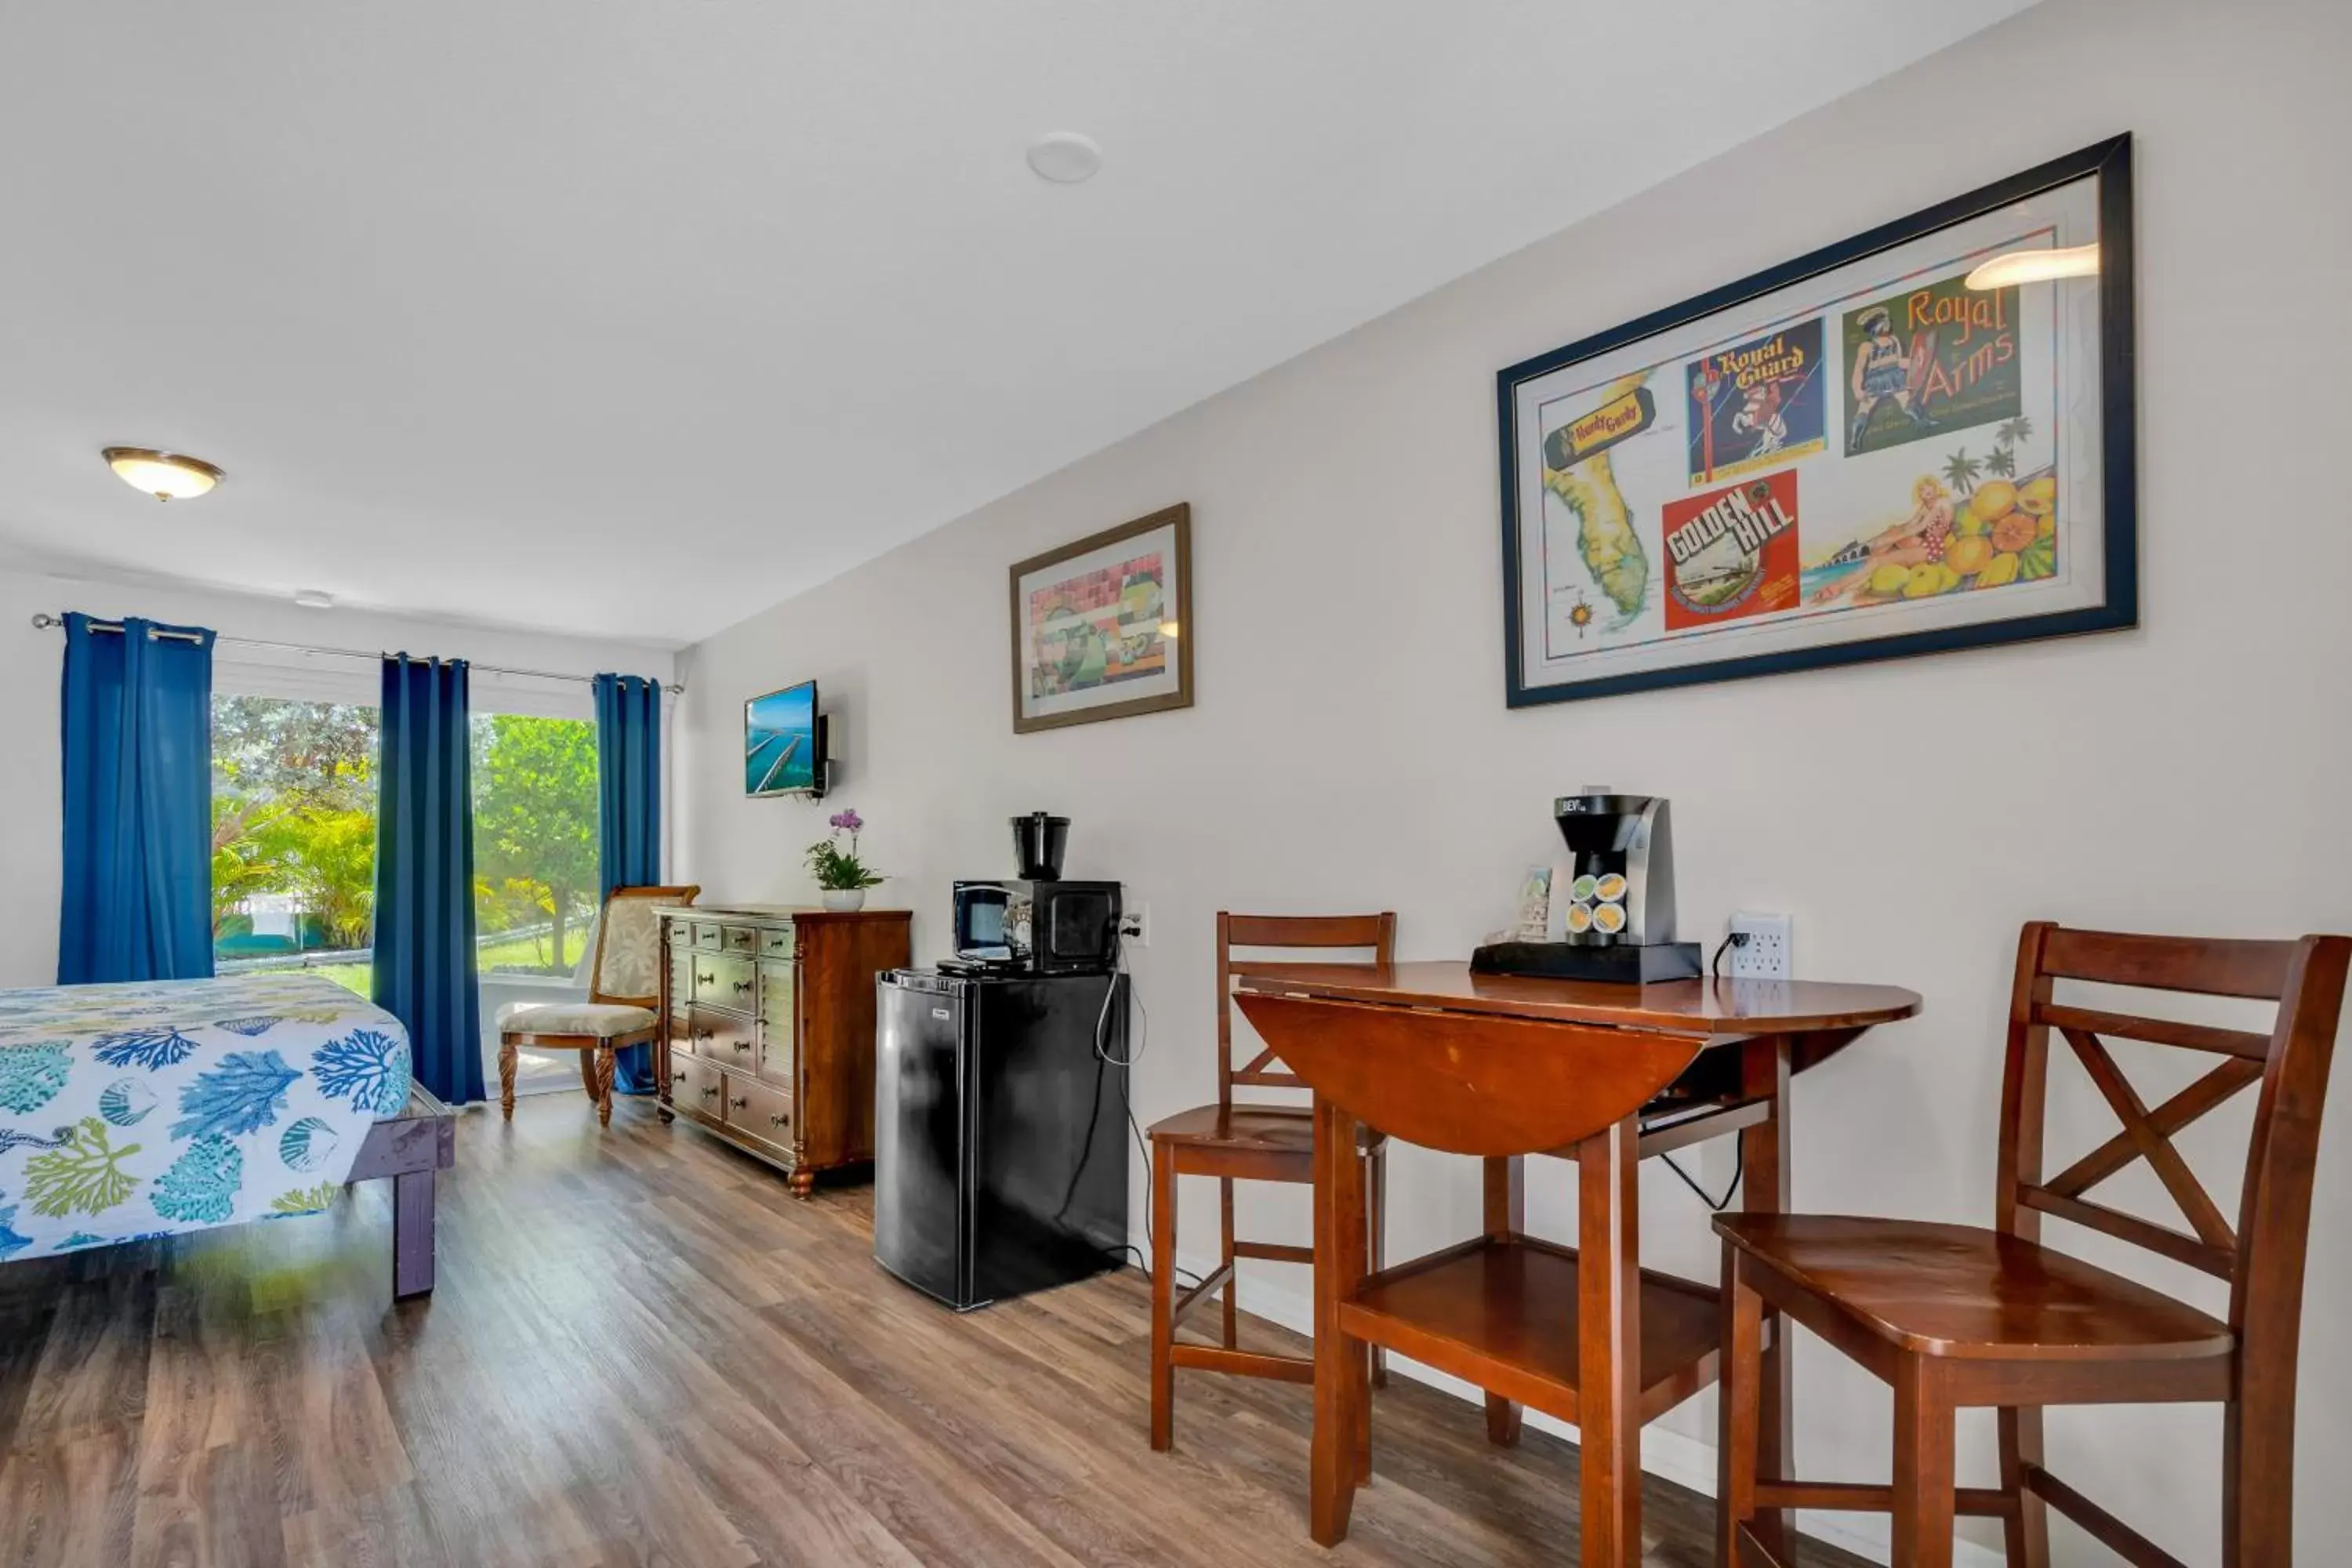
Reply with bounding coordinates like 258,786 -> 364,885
0,1096 -> 1870,1568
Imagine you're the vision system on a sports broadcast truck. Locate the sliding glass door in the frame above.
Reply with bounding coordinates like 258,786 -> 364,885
209,695 -> 601,1097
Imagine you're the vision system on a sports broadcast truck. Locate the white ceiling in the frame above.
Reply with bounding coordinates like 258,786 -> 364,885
0,1 -> 2035,646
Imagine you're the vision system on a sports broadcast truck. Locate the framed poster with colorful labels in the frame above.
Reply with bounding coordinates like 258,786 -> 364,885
1010,503 -> 1193,733
1497,136 -> 2135,706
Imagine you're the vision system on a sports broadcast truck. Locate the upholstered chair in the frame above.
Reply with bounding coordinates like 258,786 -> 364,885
495,884 -> 699,1126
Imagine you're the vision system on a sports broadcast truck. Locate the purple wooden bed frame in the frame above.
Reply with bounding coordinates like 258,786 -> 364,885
350,1083 -> 457,1299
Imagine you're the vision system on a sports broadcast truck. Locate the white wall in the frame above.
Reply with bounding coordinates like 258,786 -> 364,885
673,0 -> 2348,1559
0,562 -> 675,989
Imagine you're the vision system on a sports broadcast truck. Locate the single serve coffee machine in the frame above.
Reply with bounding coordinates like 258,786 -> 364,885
1472,788 -> 1702,984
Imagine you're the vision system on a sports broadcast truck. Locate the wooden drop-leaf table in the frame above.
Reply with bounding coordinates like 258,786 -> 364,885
1231,961 -> 1920,1567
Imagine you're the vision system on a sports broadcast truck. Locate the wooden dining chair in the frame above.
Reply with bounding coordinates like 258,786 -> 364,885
1147,912 -> 1396,1452
1715,922 -> 2349,1568
495,884 -> 700,1126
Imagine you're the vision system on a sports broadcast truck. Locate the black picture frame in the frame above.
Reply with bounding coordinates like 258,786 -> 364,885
1497,135 -> 2136,707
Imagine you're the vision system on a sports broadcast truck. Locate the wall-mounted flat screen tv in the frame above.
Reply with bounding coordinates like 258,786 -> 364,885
745,680 -> 826,797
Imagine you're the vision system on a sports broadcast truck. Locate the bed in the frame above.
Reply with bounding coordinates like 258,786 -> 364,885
0,972 -> 455,1298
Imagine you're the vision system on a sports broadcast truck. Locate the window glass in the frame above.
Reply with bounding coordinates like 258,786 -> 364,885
210,695 -> 381,996
209,699 -> 603,993
469,715 -> 600,978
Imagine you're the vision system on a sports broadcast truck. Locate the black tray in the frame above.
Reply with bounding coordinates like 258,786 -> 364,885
1469,939 -> 1703,985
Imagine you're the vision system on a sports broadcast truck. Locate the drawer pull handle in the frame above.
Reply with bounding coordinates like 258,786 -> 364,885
732,1039 -> 750,1052
729,1095 -> 748,1110
671,1070 -> 686,1084
697,971 -> 716,986
699,1085 -> 720,1099
732,980 -> 753,994
768,1112 -> 789,1128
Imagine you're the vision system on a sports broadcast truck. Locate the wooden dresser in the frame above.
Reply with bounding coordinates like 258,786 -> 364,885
656,904 -> 912,1197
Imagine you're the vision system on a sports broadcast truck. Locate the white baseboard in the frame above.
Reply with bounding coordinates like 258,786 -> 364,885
1173,1249 -> 2004,1568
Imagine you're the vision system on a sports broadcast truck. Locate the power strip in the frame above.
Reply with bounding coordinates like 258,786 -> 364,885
1727,913 -> 1793,979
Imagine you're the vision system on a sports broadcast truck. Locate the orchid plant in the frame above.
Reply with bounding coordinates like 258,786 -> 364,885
805,808 -> 884,891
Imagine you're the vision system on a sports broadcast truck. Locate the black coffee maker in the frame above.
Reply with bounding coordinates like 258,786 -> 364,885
1012,812 -> 1070,880
1472,788 -> 1702,984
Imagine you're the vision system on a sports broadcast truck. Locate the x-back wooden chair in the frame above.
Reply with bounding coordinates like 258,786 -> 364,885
496,884 -> 700,1127
1715,922 -> 2349,1567
1147,912 -> 1396,1451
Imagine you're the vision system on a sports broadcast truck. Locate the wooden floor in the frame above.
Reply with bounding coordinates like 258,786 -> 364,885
0,1095 -> 1871,1568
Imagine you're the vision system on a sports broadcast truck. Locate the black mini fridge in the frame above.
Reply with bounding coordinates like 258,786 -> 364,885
873,968 -> 1129,1310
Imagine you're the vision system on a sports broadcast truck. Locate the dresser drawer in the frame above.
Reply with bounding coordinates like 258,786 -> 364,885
693,920 -> 724,953
667,1008 -> 694,1055
757,924 -> 796,959
692,952 -> 756,1011
722,924 -> 759,954
688,1004 -> 757,1071
674,1053 -> 724,1116
724,1072 -> 797,1154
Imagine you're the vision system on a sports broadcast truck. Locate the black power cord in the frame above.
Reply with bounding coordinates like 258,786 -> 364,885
1661,1137 -> 1744,1212
1659,931 -> 1754,1212
1709,929 -> 1751,978
1085,941 -> 1201,1289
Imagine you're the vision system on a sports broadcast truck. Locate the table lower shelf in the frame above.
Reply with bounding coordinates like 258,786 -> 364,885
1337,1234 -> 1729,1428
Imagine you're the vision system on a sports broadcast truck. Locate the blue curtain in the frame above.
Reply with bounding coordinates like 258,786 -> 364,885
593,673 -> 663,1094
372,655 -> 485,1105
57,613 -> 217,984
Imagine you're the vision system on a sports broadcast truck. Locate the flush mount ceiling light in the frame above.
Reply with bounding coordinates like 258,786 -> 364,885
292,589 -> 335,610
1025,132 -> 1102,185
103,446 -> 223,501
1965,242 -> 2100,291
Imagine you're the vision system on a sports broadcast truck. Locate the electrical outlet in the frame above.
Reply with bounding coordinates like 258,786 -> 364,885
1728,912 -> 1792,980
1120,903 -> 1149,946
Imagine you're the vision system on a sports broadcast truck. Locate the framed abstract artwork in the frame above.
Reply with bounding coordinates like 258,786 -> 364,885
1010,503 -> 1193,733
1497,135 -> 2136,706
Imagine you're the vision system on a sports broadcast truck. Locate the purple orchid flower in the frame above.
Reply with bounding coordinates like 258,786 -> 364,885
829,809 -> 863,834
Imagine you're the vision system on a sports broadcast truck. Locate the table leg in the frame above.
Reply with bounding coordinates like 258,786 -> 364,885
1483,1155 -> 1524,1446
1577,1115 -> 1641,1568
1311,1091 -> 1367,1546
1740,1035 -> 1795,1560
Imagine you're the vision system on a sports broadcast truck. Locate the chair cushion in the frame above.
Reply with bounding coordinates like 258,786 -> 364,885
496,1000 -> 658,1040
1714,1213 -> 2233,1361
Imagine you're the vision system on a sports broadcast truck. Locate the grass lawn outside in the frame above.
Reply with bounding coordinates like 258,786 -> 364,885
291,927 -> 592,999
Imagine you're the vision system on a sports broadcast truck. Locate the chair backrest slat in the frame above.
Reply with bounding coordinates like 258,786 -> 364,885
2038,927 -> 2296,1000
1218,911 -> 1396,1110
2034,1001 -> 2269,1062
1997,920 -> 2349,1344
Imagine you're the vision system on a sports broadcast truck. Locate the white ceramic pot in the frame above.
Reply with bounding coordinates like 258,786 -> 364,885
821,888 -> 868,913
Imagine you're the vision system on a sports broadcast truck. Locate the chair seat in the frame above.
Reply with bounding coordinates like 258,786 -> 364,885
1715,1213 -> 2234,1362
495,1000 -> 658,1040
1147,1102 -> 1382,1155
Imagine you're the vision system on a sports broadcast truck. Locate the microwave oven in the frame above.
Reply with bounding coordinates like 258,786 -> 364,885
951,880 -> 1122,975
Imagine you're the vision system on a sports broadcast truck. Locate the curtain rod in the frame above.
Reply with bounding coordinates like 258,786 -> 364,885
28,614 -> 683,694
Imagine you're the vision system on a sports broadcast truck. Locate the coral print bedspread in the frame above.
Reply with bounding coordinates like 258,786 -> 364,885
0,974 -> 412,1264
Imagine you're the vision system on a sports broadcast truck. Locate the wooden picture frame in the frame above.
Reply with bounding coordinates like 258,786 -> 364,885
1009,503 -> 1194,733
1498,136 -> 2136,706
